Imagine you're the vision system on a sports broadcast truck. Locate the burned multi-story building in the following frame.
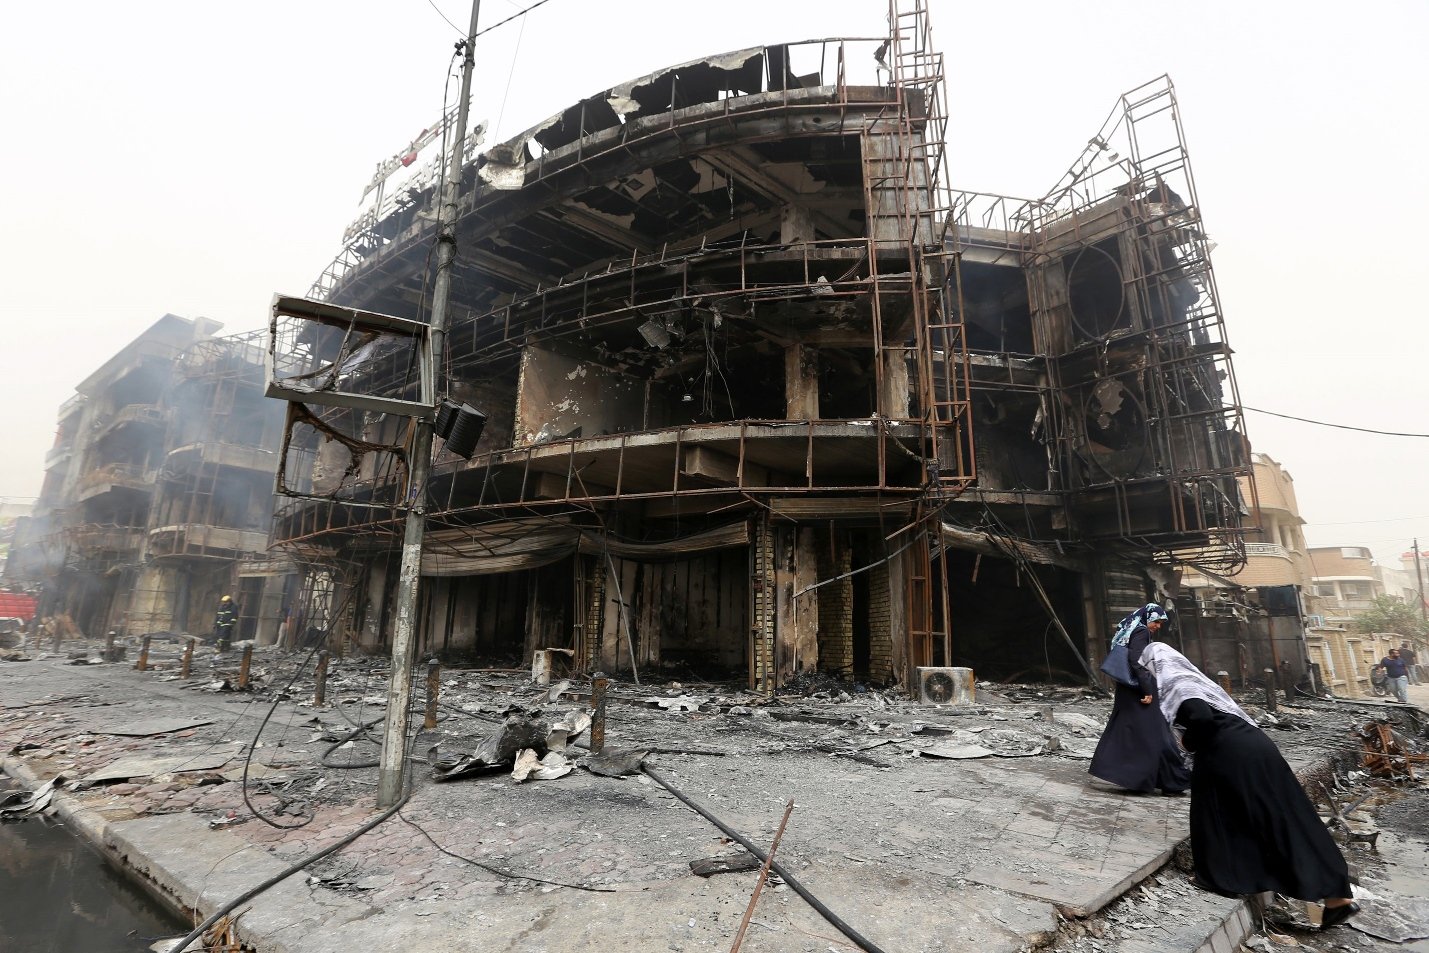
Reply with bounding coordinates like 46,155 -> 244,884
268,6 -> 1249,691
9,316 -> 293,643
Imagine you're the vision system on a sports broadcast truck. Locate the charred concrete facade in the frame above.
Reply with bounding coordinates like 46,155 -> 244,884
270,9 -> 1249,691
8,318 -> 292,643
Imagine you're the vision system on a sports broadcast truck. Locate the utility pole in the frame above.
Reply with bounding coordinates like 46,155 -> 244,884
1414,538 -> 1427,624
376,0 -> 482,808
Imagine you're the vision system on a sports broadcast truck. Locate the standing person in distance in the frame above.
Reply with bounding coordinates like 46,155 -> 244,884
1089,603 -> 1191,795
1378,647 -> 1410,703
1399,641 -> 1419,686
213,595 -> 238,653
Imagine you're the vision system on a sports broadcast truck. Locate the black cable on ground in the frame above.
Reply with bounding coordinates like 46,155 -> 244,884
240,640 -> 326,829
320,715 -> 386,769
172,789 -> 411,952
395,809 -> 620,893
641,764 -> 889,953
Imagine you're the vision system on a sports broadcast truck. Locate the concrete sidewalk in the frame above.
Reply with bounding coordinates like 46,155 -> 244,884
1,651 -> 1266,952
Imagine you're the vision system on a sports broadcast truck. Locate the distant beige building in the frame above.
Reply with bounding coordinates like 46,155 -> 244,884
1183,452 -> 1311,592
1178,454 -> 1310,683
1306,546 -> 1383,626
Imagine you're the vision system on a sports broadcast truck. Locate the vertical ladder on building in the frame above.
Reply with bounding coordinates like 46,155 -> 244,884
885,0 -> 972,495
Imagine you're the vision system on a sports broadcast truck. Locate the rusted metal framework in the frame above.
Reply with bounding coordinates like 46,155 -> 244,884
949,77 -> 1251,578
267,5 -> 1248,689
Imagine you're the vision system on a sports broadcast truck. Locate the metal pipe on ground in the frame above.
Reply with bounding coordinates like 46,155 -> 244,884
643,765 -> 888,953
730,799 -> 795,953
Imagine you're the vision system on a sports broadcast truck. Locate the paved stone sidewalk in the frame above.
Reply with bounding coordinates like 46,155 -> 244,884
0,654 -> 1228,952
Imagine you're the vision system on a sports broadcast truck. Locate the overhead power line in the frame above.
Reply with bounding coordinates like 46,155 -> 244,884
475,0 -> 555,37
425,0 -> 554,39
1243,405 -> 1429,438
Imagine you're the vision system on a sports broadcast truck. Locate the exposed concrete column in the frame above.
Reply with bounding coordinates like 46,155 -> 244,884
784,344 -> 820,420
816,528 -> 854,675
750,513 -> 777,692
884,547 -> 910,689
581,555 -> 606,670
126,564 -> 176,636
774,525 -> 820,681
780,204 -> 815,245
867,560 -> 894,684
173,570 -> 192,636
878,344 -> 910,420
254,578 -> 285,646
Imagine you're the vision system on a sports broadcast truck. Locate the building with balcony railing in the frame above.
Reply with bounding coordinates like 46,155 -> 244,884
266,10 -> 1250,690
1306,545 -> 1384,626
6,317 -> 290,643
1176,453 -> 1312,684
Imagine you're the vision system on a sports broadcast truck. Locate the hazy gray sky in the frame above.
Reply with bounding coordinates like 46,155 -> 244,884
3,1 -> 1426,567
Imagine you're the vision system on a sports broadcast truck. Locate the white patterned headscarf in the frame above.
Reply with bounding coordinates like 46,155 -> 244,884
1139,641 -> 1255,728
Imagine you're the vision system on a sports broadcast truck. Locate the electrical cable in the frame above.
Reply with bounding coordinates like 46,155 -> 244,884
319,715 -> 386,769
177,628 -> 434,951
172,789 -> 411,952
240,590 -> 364,829
474,0 -> 556,38
641,765 -> 889,953
423,0 -> 464,36
395,810 -> 620,892
1242,406 -> 1429,438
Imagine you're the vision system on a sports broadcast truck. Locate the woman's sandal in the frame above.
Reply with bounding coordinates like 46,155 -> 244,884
1320,901 -> 1360,930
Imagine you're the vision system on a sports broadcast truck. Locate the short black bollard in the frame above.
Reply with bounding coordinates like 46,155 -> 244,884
314,651 -> 330,706
424,658 -> 441,730
136,635 -> 151,671
590,675 -> 610,753
180,638 -> 194,678
1262,668 -> 1278,713
238,643 -> 254,689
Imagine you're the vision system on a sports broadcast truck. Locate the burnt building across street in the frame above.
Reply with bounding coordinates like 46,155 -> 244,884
8,317 -> 294,645
259,2 -> 1251,693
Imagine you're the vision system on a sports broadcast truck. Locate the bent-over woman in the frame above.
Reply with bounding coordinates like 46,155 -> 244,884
1088,604 -> 1190,795
1140,643 -> 1359,930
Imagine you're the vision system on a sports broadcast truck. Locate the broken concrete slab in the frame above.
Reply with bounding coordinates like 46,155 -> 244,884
81,752 -> 232,785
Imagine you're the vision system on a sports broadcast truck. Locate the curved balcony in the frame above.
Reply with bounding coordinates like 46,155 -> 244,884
321,40 -> 897,313
1243,542 -> 1290,559
164,441 -> 278,476
93,403 -> 168,441
76,463 -> 155,502
147,523 -> 270,560
44,444 -> 74,470
64,523 -> 144,555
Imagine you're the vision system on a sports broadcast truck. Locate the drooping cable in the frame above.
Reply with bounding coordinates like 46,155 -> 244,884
1243,405 -> 1429,438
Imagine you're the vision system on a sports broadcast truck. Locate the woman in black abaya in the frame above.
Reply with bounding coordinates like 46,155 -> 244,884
1175,695 -> 1358,927
1088,604 -> 1190,794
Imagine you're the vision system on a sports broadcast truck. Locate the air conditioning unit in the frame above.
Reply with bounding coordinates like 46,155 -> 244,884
917,666 -> 973,705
